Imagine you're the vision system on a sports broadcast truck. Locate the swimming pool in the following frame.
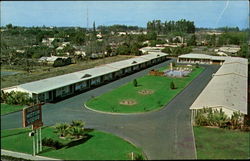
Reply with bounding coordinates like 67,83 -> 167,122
164,70 -> 190,77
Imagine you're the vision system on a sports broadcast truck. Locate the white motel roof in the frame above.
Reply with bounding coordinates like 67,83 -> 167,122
106,52 -> 167,69
106,57 -> 149,69
140,52 -> 168,60
18,65 -> 119,94
178,53 -> 228,61
13,53 -> 167,94
214,63 -> 248,77
190,57 -> 248,114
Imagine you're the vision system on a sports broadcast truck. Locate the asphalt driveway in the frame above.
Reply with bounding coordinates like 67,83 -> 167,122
1,60 -> 220,159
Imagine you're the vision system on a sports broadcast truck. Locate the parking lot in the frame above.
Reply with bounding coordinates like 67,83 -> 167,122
1,60 -> 220,159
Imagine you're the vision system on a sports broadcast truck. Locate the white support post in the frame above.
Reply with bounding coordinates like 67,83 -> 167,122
36,129 -> 39,154
33,134 -> 36,156
40,127 -> 42,152
32,126 -> 36,156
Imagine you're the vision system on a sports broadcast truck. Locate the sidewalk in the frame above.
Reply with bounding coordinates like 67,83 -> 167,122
1,149 -> 61,160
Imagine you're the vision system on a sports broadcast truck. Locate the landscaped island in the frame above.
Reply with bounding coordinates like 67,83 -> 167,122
85,65 -> 204,113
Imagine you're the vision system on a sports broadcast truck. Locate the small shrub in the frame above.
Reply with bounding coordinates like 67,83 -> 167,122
157,101 -> 162,106
170,81 -> 176,89
67,126 -> 85,140
42,137 -> 64,149
135,153 -> 144,160
70,120 -> 85,129
133,79 -> 138,87
54,123 -> 70,137
229,111 -> 244,129
53,141 -> 64,149
195,111 -> 209,126
111,106 -> 116,112
42,137 -> 54,146
195,63 -> 199,68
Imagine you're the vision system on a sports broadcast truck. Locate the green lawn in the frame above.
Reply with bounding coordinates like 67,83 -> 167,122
86,67 -> 204,113
193,126 -> 250,159
1,127 -> 144,160
1,103 -> 24,115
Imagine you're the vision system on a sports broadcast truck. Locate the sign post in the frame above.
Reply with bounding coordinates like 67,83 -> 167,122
39,127 -> 42,151
32,128 -> 35,156
23,104 -> 43,156
36,130 -> 39,154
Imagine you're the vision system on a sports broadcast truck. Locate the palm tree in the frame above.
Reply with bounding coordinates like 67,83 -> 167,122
68,126 -> 85,139
70,120 -> 85,129
54,123 -> 70,137
231,111 -> 243,129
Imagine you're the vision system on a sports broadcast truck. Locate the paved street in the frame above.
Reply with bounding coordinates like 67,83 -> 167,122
1,60 -> 220,160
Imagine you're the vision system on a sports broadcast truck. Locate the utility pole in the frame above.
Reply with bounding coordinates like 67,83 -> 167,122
86,6 -> 89,29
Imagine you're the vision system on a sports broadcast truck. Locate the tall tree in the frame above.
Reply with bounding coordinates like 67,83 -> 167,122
187,34 -> 197,46
93,21 -> 96,35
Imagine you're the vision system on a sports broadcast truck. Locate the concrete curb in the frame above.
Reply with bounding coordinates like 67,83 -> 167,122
191,125 -> 198,159
1,149 -> 61,160
83,103 -> 165,116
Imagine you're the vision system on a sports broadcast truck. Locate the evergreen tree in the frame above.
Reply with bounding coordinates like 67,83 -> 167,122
170,81 -> 176,89
133,79 -> 138,87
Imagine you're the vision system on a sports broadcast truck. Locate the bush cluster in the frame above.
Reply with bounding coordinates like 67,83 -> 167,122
53,57 -> 72,67
135,153 -> 144,160
42,137 -> 64,150
195,108 -> 249,131
54,120 -> 85,140
1,90 -> 34,105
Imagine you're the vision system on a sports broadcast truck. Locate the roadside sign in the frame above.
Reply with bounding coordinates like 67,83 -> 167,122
32,120 -> 43,130
22,104 -> 43,156
22,104 -> 42,128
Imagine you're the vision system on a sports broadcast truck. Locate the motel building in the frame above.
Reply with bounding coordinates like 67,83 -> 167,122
177,53 -> 227,65
177,53 -> 248,124
2,52 -> 168,103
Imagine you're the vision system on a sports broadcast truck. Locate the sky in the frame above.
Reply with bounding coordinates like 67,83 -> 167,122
1,0 -> 249,29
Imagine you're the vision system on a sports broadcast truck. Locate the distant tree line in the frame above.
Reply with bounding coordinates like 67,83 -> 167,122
147,19 -> 195,34
161,46 -> 193,56
196,26 -> 242,32
97,24 -> 142,34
